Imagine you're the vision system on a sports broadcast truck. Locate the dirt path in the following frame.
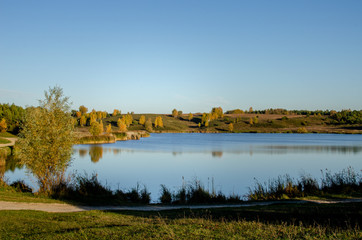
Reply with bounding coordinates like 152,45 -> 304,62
0,137 -> 17,148
0,199 -> 361,213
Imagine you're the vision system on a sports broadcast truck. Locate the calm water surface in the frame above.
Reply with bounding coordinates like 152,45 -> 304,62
5,133 -> 362,202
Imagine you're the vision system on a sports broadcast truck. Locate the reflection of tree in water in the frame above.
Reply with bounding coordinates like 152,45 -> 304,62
212,151 -> 223,158
89,146 -> 103,163
78,149 -> 88,157
5,155 -> 24,172
113,149 -> 121,155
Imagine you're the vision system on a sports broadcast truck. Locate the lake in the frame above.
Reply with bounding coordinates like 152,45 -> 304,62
5,133 -> 362,202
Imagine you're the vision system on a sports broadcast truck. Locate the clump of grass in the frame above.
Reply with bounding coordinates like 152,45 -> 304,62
321,167 -> 361,195
115,184 -> 151,204
159,184 -> 172,204
51,173 -> 151,205
162,178 -> 243,204
10,180 -> 32,193
248,167 -> 362,200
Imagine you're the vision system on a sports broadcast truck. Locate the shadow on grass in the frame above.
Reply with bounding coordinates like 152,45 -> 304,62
107,202 -> 362,229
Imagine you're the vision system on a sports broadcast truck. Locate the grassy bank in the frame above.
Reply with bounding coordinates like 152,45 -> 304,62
0,202 -> 360,239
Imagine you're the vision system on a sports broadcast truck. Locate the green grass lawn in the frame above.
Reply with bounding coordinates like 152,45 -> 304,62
0,203 -> 360,239
0,132 -> 17,138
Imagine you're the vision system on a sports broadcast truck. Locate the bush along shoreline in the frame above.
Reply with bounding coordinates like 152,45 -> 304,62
3,167 -> 361,206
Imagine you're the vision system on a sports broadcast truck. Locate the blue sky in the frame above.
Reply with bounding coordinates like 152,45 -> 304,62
1,1 -> 361,113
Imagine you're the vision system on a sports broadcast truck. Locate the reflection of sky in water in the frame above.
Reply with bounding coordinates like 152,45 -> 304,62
5,133 -> 362,202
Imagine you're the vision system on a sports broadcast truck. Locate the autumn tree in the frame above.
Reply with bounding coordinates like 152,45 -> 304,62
106,123 -> 112,134
145,118 -> 153,132
117,118 -> 127,132
18,86 -> 75,194
99,120 -> 104,133
254,116 -> 259,124
228,123 -> 234,132
139,115 -> 146,125
0,118 -> 7,132
249,107 -> 253,113
79,105 -> 88,115
89,121 -> 102,136
201,113 -> 211,126
188,113 -> 193,121
211,107 -> 224,119
97,111 -> 103,120
88,112 -> 96,125
79,115 -> 86,127
112,109 -> 120,116
155,116 -> 164,128
172,109 -> 178,118
76,111 -> 82,118
249,117 -> 254,125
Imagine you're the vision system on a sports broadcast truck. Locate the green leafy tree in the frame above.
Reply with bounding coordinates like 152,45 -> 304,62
18,86 -> 75,194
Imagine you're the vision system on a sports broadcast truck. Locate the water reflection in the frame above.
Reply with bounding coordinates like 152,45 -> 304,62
1,155 -> 24,175
75,144 -> 362,163
89,146 -> 103,163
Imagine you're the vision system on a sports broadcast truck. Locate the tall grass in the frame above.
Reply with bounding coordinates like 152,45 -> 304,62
51,173 -> 151,205
160,178 -> 243,204
248,167 -> 362,200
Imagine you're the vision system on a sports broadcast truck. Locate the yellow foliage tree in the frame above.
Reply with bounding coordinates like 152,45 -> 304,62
79,105 -> 88,115
97,111 -> 103,120
228,123 -> 234,132
139,115 -> 146,125
76,111 -> 82,118
249,117 -> 254,125
155,116 -> 163,128
106,124 -> 112,134
89,121 -> 102,136
112,109 -> 120,116
80,115 -> 86,127
99,120 -> 104,134
0,118 -> 7,132
188,113 -> 193,121
211,107 -> 224,119
254,116 -> 259,124
123,114 -> 133,127
102,112 -> 107,119
117,118 -> 127,132
89,113 -> 97,125
172,109 -> 178,118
